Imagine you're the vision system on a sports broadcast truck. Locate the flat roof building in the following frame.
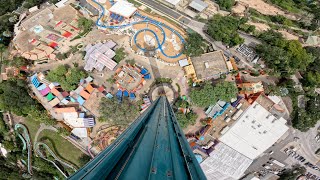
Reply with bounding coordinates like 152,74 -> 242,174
189,0 -> 208,12
201,142 -> 253,180
84,41 -> 118,72
162,0 -> 181,7
109,1 -> 137,18
219,101 -> 289,160
184,51 -> 232,82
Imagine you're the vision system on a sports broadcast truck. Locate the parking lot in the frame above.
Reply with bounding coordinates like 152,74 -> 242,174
245,121 -> 320,178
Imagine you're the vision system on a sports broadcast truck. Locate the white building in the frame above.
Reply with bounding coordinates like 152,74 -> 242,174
219,101 -> 289,160
201,142 -> 253,180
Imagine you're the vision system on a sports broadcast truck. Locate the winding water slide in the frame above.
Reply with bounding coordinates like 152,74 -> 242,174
14,123 -> 33,175
92,0 -> 185,58
35,142 -> 77,178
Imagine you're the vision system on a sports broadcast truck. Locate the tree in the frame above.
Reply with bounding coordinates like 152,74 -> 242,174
256,30 -> 314,77
78,17 -> 94,34
57,127 -> 70,136
99,98 -> 139,125
175,112 -> 197,129
78,154 -> 91,167
125,59 -> 136,66
189,81 -> 238,107
46,65 -> 87,91
114,47 -> 126,63
207,14 -> 244,46
278,165 -> 306,180
216,0 -> 235,11
3,56 -> 29,68
184,32 -> 206,57
0,79 -> 36,116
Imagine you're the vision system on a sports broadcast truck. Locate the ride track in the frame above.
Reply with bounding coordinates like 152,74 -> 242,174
14,123 -> 33,175
34,142 -> 77,178
92,0 -> 186,59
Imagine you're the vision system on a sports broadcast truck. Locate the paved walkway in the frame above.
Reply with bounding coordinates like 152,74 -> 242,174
34,123 -> 57,148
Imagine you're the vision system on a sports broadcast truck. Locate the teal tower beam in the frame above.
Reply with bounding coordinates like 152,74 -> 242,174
69,96 -> 206,180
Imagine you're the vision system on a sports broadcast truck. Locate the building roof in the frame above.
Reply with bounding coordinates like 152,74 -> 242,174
71,128 -> 88,138
219,101 -> 289,160
178,59 -> 189,67
109,1 -> 137,18
79,0 -> 99,16
83,89 -> 104,116
163,0 -> 181,6
55,107 -> 76,113
191,51 -> 229,80
46,93 -> 55,101
98,85 -> 105,92
305,36 -> 319,46
80,90 -> 91,100
84,42 -> 118,72
77,96 -> 86,105
49,97 -> 60,107
55,0 -> 68,8
201,142 -> 253,180
189,0 -> 208,12
21,8 -> 53,30
86,84 -> 94,94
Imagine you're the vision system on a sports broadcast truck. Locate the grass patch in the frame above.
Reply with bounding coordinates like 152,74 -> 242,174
23,119 -> 41,143
38,130 -> 85,168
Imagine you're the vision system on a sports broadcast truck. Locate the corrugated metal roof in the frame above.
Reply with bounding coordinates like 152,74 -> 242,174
189,0 -> 208,12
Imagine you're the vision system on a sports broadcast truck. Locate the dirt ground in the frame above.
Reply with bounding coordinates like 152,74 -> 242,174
247,21 -> 270,31
238,0 -> 297,20
278,30 -> 300,40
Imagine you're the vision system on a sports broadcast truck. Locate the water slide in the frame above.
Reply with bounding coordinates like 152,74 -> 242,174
35,142 -> 77,178
91,0 -> 185,58
14,123 -> 33,175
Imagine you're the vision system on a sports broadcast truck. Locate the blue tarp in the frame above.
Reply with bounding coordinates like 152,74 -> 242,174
118,16 -> 124,22
140,68 -> 148,75
144,73 -> 151,80
130,92 -> 136,100
116,90 -> 123,97
77,96 -> 86,105
123,90 -> 129,97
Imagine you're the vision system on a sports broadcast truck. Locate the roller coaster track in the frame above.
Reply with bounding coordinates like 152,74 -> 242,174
92,0 -> 185,59
14,124 -> 33,175
35,142 -> 77,178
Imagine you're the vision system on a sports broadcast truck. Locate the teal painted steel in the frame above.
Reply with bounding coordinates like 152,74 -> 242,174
69,96 -> 206,180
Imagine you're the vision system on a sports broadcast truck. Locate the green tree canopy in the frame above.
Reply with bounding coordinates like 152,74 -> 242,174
216,0 -> 235,11
207,14 -> 245,46
46,65 -> 87,91
189,81 -> 238,107
176,112 -> 197,129
99,98 -> 139,125
114,47 -> 126,63
256,30 -> 314,77
0,79 -> 36,116
78,17 -> 94,34
184,32 -> 206,57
